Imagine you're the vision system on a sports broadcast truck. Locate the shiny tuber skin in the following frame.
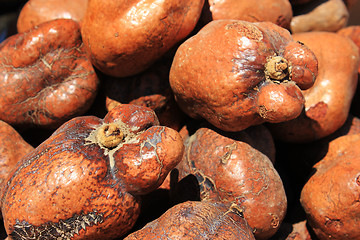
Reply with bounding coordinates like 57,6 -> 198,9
81,0 -> 205,77
170,20 -> 318,132
0,19 -> 99,129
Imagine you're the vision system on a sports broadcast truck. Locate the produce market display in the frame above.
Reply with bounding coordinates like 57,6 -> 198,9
0,0 -> 359,239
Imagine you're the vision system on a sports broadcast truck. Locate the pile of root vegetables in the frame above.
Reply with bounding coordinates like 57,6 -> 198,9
0,0 -> 360,239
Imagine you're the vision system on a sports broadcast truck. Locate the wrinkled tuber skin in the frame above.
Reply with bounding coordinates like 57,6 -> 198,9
170,20 -> 318,132
81,0 -> 204,77
176,127 -> 287,240
300,134 -> 360,240
0,19 -> 99,129
291,0 -> 349,33
338,25 -> 360,73
17,0 -> 88,33
0,120 -> 34,192
124,201 -> 255,240
268,32 -> 359,142
105,55 -> 185,131
1,104 -> 184,239
202,0 -> 293,29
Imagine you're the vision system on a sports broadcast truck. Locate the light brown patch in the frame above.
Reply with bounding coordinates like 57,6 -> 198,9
225,21 -> 263,41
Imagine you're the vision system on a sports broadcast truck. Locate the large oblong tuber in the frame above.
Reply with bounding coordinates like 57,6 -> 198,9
124,201 -> 256,240
291,0 -> 349,33
1,104 -> 184,239
16,0 -> 88,33
81,0 -> 205,77
175,127 -> 287,239
0,19 -> 99,129
170,20 -> 318,132
206,0 -> 293,29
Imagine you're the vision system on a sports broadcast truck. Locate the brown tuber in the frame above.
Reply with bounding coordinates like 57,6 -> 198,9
1,104 -> 184,239
170,20 -> 318,132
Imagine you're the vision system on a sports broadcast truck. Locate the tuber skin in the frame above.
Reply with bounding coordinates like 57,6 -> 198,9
0,19 -> 99,129
201,0 -> 293,29
270,220 -> 313,240
170,20 -> 318,132
268,32 -> 359,142
0,121 -> 34,196
291,0 -> 349,33
124,200 -> 256,240
300,134 -> 360,240
1,104 -> 184,239
338,25 -> 360,73
175,127 -> 287,240
81,0 -> 205,77
16,0 -> 88,33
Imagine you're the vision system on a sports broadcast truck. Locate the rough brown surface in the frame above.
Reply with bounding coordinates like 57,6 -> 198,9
269,32 -> 359,142
0,19 -> 99,129
81,0 -> 204,77
1,104 -> 184,239
300,134 -> 360,240
170,20 -> 318,132
201,0 -> 293,29
291,0 -> 349,33
124,201 -> 255,240
17,0 -> 88,33
176,127 -> 287,240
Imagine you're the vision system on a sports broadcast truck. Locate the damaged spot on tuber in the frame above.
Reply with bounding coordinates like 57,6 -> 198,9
96,123 -> 124,148
10,210 -> 104,240
270,215 -> 280,228
265,56 -> 291,82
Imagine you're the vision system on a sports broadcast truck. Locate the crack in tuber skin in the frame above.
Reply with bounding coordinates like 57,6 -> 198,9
10,210 -> 104,240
